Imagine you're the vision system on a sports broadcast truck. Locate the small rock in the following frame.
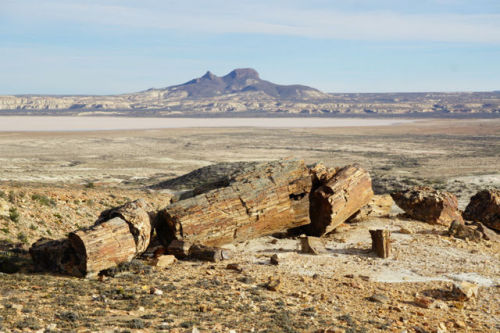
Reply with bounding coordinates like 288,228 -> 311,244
270,254 -> 279,265
368,294 -> 389,304
431,300 -> 449,310
149,287 -> 163,296
448,220 -> 482,242
226,263 -> 243,273
454,320 -> 466,328
153,255 -> 177,268
452,281 -> 479,300
192,326 -> 200,333
300,236 -> 327,255
399,227 -> 413,234
11,304 -> 23,312
436,322 -> 447,333
414,296 -> 433,309
266,276 -> 281,291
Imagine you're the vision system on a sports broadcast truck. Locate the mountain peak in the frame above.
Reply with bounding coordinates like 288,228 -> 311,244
224,68 -> 260,80
201,71 -> 218,80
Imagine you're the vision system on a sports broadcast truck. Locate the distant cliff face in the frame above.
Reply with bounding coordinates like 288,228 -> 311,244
0,69 -> 499,115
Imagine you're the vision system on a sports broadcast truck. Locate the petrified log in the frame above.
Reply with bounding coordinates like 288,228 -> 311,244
68,217 -> 137,277
463,189 -> 500,232
448,220 -> 483,242
308,165 -> 374,235
391,186 -> 463,226
29,238 -> 82,276
369,229 -> 391,258
155,159 -> 313,247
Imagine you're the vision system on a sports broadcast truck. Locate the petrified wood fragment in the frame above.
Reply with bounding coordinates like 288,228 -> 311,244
155,159 -> 313,247
391,186 -> 463,226
463,189 -> 500,232
308,165 -> 374,235
369,229 -> 391,258
300,236 -> 327,255
167,240 -> 192,259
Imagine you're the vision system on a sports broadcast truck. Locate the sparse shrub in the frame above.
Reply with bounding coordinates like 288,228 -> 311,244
53,213 -> 63,220
0,227 -> 9,234
0,190 -> 5,198
46,229 -> 52,236
17,232 -> 28,244
85,182 -> 95,189
29,224 -> 38,230
31,193 -> 56,207
8,191 -> 15,203
9,207 -> 19,223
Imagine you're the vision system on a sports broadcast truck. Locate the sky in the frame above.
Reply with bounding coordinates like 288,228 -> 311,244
1,0 -> 500,94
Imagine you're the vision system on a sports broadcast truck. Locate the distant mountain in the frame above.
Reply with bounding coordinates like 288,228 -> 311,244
159,68 -> 327,99
0,69 -> 499,115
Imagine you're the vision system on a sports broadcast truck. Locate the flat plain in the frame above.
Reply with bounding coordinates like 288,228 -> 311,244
0,118 -> 499,332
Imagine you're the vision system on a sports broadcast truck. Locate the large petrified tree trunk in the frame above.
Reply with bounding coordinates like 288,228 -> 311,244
30,199 -> 154,277
69,217 -> 137,277
308,165 -> 374,235
155,159 -> 314,247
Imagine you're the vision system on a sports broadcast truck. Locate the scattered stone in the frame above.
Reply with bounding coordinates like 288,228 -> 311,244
451,281 -> 479,301
448,220 -> 482,242
226,263 -> 243,273
368,294 -> 389,304
473,222 -> 500,242
266,276 -> 281,291
398,227 -> 413,234
153,255 -> 177,268
369,229 -> 391,258
270,254 -> 279,265
414,295 -> 433,308
391,186 -> 463,226
300,236 -> 327,255
463,189 -> 500,231
149,287 -> 163,296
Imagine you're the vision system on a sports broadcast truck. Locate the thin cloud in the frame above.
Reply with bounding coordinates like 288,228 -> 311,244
3,0 -> 500,43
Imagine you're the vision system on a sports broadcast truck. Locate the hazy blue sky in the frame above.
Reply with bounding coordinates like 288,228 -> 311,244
1,0 -> 500,94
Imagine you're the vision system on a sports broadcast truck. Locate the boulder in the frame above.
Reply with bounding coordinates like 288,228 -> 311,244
463,189 -> 500,232
391,186 -> 463,226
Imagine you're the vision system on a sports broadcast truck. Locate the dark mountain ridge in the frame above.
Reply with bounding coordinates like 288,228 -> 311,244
165,68 -> 325,99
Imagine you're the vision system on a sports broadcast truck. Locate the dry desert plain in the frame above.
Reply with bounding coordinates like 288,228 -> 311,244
0,118 -> 499,332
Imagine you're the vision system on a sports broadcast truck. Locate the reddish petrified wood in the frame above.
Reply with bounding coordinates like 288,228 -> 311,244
155,159 -> 313,247
369,229 -> 391,258
391,186 -> 463,226
69,217 -> 137,277
308,165 -> 374,235
463,189 -> 500,232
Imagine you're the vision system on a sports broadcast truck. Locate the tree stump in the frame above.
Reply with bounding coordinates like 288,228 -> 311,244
369,229 -> 391,258
309,165 -> 374,235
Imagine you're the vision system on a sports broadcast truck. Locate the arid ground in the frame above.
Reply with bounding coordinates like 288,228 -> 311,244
0,118 -> 499,332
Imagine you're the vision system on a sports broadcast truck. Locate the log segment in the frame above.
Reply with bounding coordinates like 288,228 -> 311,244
30,199 -> 154,277
369,229 -> 391,258
308,165 -> 374,236
155,159 -> 313,247
69,217 -> 137,277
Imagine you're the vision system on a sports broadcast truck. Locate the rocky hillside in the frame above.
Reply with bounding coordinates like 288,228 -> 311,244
0,69 -> 499,115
